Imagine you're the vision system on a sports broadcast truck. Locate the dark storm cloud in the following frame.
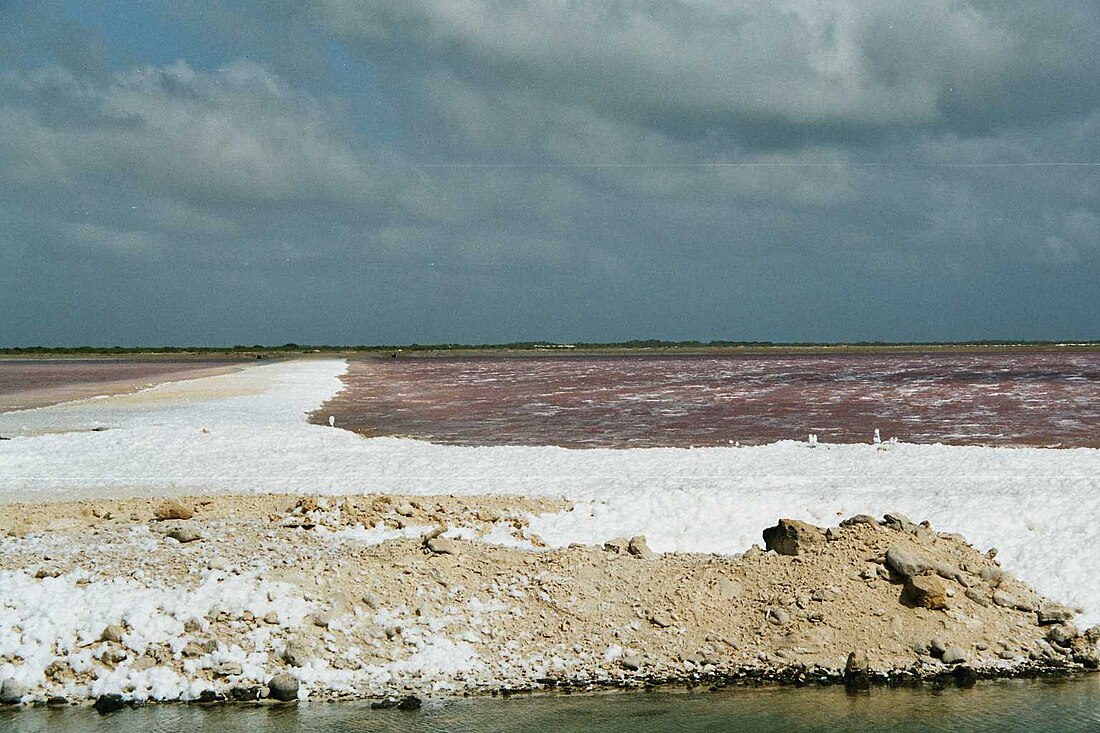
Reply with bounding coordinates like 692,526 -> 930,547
0,1 -> 1097,345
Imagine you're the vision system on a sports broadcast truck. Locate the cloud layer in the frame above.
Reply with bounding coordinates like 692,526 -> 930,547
1,1 -> 1097,344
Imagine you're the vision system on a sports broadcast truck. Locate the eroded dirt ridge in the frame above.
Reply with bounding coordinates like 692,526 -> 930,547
0,494 -> 1096,710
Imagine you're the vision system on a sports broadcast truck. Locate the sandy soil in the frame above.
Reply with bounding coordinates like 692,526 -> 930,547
0,494 -> 1095,706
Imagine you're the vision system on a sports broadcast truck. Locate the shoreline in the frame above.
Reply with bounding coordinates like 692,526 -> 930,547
0,362 -> 251,414
1,493 -> 1095,711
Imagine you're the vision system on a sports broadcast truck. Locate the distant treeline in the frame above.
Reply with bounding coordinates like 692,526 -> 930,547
1,339 -> 1097,355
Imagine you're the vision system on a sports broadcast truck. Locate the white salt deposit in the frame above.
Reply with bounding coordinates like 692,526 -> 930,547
1,357 -> 1098,633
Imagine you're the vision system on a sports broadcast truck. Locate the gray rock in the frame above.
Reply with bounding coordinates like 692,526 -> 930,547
1038,603 -> 1076,626
885,545 -> 960,582
94,694 -> 125,714
603,537 -> 630,554
840,514 -> 877,527
930,637 -> 948,658
395,502 -> 416,517
883,512 -> 916,531
167,528 -> 201,543
267,673 -> 299,702
965,588 -> 990,606
979,567 -> 1004,586
213,661 -> 243,677
263,611 -> 280,625
941,646 -> 968,664
762,519 -> 825,556
620,653 -> 642,671
767,607 -> 791,625
282,642 -> 311,667
884,545 -> 925,578
649,613 -> 673,628
628,536 -> 655,560
0,679 -> 27,705
1047,624 -> 1079,647
844,651 -> 870,687
425,537 -> 459,555
992,590 -> 1022,609
310,612 -> 332,628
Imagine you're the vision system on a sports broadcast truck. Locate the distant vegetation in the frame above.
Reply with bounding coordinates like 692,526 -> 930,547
1,339 -> 1097,357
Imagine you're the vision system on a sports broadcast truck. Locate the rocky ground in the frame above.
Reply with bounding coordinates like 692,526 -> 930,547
0,494 -> 1096,712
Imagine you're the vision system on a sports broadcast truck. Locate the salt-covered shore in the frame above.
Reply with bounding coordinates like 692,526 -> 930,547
0,493 -> 1095,708
0,358 -> 1098,708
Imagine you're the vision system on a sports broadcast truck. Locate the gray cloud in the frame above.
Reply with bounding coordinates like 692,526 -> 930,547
0,2 -> 1097,345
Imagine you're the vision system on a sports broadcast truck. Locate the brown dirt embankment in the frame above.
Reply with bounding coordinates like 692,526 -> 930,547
0,494 -> 1095,707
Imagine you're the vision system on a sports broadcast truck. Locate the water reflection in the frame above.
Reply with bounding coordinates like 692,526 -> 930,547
4,677 -> 1100,733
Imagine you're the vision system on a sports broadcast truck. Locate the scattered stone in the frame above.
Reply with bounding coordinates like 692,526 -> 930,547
992,591 -> 1022,609
283,642 -> 311,667
0,679 -> 27,705
979,567 -> 1004,586
840,514 -> 877,527
844,651 -> 870,688
1047,624 -> 1079,647
311,612 -> 332,628
263,611 -> 280,625
941,646 -> 969,665
154,501 -> 193,521
767,607 -> 791,625
267,674 -> 299,702
395,502 -> 416,517
397,695 -> 422,711
425,536 -> 460,555
94,694 -> 126,714
196,689 -> 224,703
964,588 -> 989,606
230,686 -> 261,701
603,537 -> 630,554
1037,604 -> 1075,626
621,653 -> 642,671
100,624 -> 125,643
882,512 -> 916,532
627,536 -> 655,560
167,528 -> 201,543
904,574 -> 948,610
884,545 -> 924,578
649,613 -> 673,628
762,519 -> 825,556
213,661 -> 243,677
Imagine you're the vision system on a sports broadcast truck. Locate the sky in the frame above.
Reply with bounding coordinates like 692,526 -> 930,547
0,1 -> 1097,346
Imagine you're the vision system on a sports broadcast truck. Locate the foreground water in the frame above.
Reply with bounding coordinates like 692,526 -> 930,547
314,352 -> 1100,448
4,678 -> 1099,732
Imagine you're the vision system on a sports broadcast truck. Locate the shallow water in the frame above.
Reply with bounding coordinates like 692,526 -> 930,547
314,352 -> 1100,448
5,678 -> 1100,732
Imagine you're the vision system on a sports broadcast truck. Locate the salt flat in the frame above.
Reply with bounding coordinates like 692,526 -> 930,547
0,358 -> 1097,624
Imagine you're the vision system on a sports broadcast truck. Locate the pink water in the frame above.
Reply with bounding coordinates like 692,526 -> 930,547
313,352 -> 1099,448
